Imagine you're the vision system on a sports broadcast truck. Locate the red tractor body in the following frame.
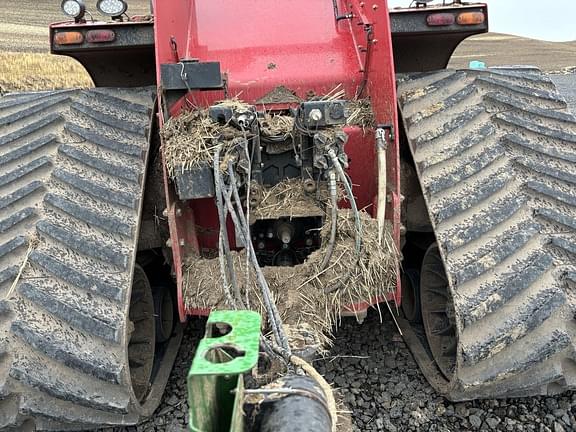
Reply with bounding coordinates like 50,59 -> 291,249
154,0 -> 401,320
48,0 -> 488,325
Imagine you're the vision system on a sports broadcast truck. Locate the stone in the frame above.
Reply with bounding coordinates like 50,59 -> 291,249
469,415 -> 482,429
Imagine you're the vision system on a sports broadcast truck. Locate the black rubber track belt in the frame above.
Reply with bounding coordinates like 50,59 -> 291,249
0,88 -> 173,430
397,67 -> 576,400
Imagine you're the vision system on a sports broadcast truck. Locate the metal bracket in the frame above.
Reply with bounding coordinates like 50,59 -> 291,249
377,123 -> 395,142
161,60 -> 223,91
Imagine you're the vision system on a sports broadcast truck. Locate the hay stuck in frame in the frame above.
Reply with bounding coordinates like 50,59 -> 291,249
160,99 -> 250,177
251,179 -> 327,221
260,113 -> 294,140
347,98 -> 375,130
183,210 -> 398,350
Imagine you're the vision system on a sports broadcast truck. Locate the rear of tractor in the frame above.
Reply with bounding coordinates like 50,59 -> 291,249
0,0 -> 575,430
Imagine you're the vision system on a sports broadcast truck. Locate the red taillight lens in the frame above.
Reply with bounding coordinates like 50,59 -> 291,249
457,12 -> 486,25
54,31 -> 84,45
426,13 -> 455,26
86,30 -> 116,43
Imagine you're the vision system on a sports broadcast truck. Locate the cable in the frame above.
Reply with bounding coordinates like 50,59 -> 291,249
324,149 -> 362,294
213,142 -> 242,307
319,170 -> 338,271
228,168 -> 290,352
222,165 -> 290,353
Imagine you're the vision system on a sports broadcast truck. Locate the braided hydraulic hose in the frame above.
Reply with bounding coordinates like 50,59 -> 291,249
324,148 -> 362,294
319,170 -> 338,271
223,163 -> 291,353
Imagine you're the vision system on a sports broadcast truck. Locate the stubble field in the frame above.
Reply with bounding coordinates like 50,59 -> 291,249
1,1 -> 575,92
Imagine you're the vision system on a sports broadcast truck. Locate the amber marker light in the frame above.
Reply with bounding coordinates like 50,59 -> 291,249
54,31 -> 85,45
457,12 -> 486,25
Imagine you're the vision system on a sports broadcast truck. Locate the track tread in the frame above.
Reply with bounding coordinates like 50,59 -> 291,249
398,67 -> 576,399
0,88 -> 156,429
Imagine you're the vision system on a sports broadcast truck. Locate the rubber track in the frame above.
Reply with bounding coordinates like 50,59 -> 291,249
397,68 -> 576,400
0,88 -> 155,429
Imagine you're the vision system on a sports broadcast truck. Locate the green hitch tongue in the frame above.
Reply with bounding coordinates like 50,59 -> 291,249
188,310 -> 261,432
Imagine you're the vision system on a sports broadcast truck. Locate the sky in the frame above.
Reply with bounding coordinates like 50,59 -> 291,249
387,0 -> 576,42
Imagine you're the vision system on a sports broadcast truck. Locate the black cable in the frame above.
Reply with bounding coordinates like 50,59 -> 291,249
221,166 -> 290,352
213,142 -> 242,307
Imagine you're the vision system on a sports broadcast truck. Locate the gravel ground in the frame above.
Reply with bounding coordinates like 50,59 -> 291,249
99,309 -> 576,432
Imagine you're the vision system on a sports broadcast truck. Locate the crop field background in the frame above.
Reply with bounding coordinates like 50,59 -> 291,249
1,1 -> 575,93
0,0 -> 149,92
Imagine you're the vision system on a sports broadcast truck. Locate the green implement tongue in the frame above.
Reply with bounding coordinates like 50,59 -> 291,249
188,310 -> 261,432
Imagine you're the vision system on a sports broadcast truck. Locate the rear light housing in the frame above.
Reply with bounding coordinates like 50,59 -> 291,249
426,13 -> 455,26
54,31 -> 84,45
86,30 -> 116,43
457,12 -> 486,25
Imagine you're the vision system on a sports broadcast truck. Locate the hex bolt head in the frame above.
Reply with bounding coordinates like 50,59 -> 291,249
309,108 -> 323,122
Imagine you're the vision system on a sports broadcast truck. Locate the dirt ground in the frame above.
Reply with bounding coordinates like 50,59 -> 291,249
450,33 -> 576,72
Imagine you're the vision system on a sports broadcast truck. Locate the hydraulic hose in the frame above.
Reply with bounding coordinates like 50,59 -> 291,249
213,143 -> 242,307
223,163 -> 291,353
324,149 -> 362,294
376,128 -> 388,246
319,170 -> 338,271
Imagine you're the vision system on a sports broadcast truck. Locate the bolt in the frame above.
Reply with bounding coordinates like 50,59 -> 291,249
308,108 -> 323,122
328,102 -> 345,121
175,208 -> 182,217
165,238 -> 172,248
372,4 -> 378,10
179,239 -> 186,247
400,224 -> 407,235
303,178 -> 316,193
162,208 -> 168,217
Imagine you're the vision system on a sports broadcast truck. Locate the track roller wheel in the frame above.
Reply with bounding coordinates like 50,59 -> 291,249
153,285 -> 175,344
128,265 -> 157,402
420,243 -> 457,380
401,268 -> 422,323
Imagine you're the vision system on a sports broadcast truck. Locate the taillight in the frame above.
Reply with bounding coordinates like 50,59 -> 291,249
54,31 -> 84,45
457,12 -> 485,25
426,13 -> 455,26
86,30 -> 116,43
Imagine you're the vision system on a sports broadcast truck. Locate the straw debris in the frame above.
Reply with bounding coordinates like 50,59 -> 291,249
347,99 -> 375,130
260,113 -> 294,140
251,179 -> 327,221
183,210 -> 398,350
160,99 -> 251,177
